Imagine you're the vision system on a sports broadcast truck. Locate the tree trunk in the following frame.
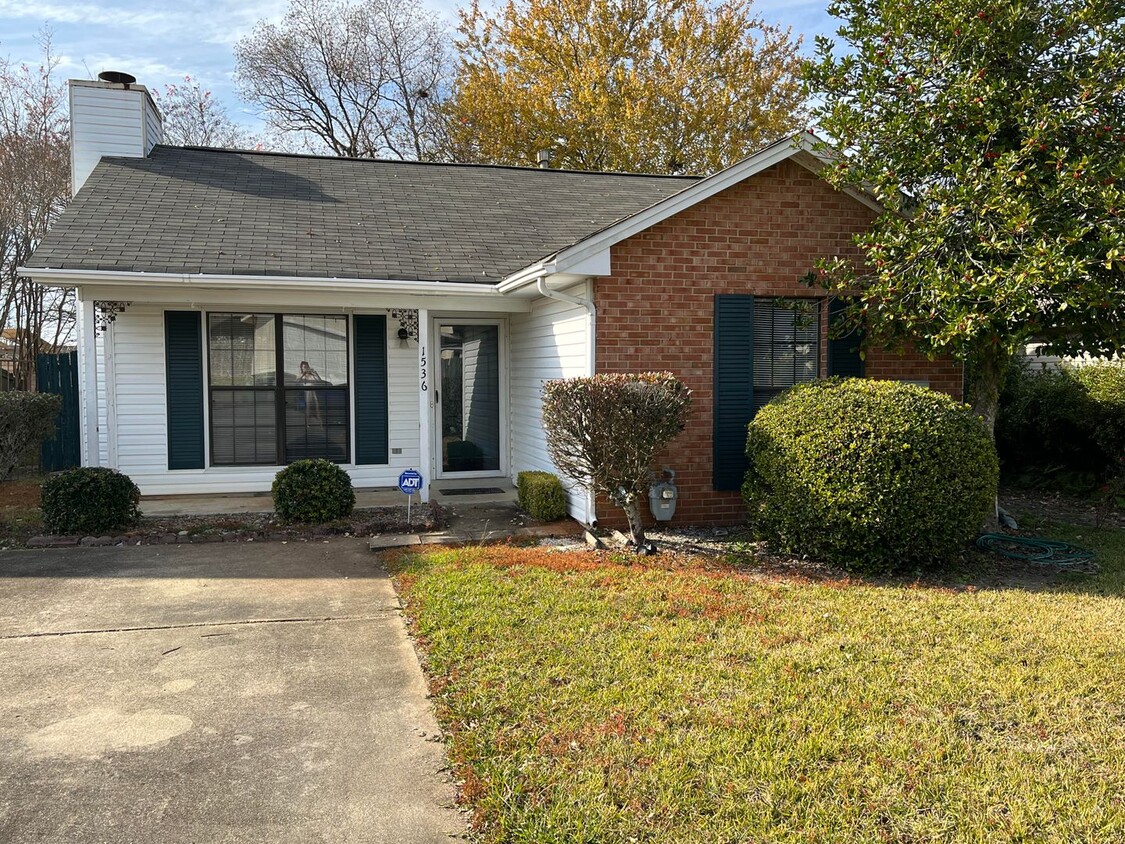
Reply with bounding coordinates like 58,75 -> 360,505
621,496 -> 647,550
967,343 -> 1011,531
967,344 -> 1010,442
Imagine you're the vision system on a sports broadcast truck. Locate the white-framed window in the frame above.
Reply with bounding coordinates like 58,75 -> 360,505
207,313 -> 350,466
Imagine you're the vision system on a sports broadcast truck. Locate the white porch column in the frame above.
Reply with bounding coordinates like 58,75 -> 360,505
104,320 -> 118,468
76,296 -> 100,467
417,309 -> 431,503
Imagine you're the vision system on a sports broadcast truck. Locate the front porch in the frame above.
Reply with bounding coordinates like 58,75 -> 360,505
140,478 -> 519,517
62,280 -> 595,522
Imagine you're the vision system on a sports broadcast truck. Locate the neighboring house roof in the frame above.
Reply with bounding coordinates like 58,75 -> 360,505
27,146 -> 697,284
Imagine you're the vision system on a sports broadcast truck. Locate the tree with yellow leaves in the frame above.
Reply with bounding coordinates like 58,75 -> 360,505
445,0 -> 804,174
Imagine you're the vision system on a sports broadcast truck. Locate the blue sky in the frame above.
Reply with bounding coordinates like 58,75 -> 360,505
0,0 -> 840,133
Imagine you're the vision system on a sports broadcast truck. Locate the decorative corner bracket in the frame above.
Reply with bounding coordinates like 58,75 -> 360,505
388,308 -> 419,341
94,301 -> 130,334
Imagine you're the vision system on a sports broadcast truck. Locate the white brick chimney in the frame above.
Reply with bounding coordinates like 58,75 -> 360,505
69,73 -> 163,195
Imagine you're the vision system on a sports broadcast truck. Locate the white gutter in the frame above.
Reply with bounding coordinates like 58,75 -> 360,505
535,275 -> 599,526
17,267 -> 508,297
496,259 -> 556,294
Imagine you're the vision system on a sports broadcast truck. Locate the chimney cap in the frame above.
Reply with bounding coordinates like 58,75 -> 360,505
537,149 -> 551,169
98,70 -> 137,87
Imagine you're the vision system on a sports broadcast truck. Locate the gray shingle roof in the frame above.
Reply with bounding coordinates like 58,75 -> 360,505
28,146 -> 697,283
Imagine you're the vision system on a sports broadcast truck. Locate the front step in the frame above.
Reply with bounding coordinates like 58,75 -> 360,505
430,484 -> 518,506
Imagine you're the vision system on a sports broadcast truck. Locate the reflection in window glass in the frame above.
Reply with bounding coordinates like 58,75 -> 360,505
209,390 -> 277,464
207,313 -> 350,466
283,315 -> 348,386
440,324 -> 500,473
208,314 -> 276,386
752,300 -> 820,412
284,390 -> 348,461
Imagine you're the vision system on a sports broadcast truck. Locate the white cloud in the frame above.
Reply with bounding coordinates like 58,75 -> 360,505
197,0 -> 291,45
0,0 -> 175,30
80,53 -> 194,83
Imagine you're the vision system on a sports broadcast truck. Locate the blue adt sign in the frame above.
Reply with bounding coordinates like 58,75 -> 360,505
398,469 -> 423,495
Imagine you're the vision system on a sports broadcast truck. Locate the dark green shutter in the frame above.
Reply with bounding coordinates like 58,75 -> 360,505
354,315 -> 389,465
713,295 -> 754,491
164,311 -> 205,470
828,297 -> 865,378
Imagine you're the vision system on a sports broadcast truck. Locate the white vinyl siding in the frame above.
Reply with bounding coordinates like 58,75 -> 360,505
107,304 -> 420,495
509,282 -> 592,521
143,95 -> 162,152
70,82 -> 158,194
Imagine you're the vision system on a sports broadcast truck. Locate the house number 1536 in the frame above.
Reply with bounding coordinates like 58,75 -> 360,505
420,346 -> 428,391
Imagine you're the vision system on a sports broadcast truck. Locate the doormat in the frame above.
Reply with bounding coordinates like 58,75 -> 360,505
439,487 -> 506,496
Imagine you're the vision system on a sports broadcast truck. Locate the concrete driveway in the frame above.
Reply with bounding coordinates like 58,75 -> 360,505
0,540 -> 463,843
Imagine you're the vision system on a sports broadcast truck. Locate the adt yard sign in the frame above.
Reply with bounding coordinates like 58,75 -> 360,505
398,469 -> 423,495
398,469 -> 423,524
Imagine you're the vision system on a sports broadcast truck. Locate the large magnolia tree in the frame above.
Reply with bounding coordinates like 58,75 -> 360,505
805,0 -> 1125,436
446,0 -> 804,173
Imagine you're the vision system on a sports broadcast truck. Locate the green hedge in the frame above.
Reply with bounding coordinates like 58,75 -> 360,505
0,392 -> 62,479
743,379 -> 997,573
517,471 -> 568,521
997,361 -> 1125,491
41,467 -> 141,535
272,459 -> 355,523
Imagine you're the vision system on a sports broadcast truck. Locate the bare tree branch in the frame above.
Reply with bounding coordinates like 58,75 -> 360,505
234,0 -> 451,160
0,30 -> 73,391
153,75 -> 249,148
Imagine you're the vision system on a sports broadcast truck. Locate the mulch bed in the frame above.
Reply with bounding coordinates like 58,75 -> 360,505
22,503 -> 448,549
1001,487 -> 1125,530
0,476 -> 42,509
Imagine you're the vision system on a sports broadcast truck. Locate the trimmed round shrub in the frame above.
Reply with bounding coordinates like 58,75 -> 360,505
517,470 -> 568,521
743,379 -> 997,573
41,467 -> 141,535
272,459 -> 355,523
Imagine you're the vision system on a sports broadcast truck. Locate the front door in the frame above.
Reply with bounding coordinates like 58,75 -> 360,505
435,321 -> 505,478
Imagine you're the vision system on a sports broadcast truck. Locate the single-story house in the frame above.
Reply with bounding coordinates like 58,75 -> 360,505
20,76 -> 961,526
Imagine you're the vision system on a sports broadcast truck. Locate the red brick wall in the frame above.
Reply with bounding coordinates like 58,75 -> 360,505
592,158 -> 963,527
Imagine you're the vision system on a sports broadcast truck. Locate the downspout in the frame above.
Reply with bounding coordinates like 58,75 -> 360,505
535,276 -> 599,527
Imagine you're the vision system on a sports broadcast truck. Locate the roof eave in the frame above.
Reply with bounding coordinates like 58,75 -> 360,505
17,267 -> 508,297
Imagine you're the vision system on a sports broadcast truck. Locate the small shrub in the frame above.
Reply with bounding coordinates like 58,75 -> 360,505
1072,363 -> 1125,460
517,471 -> 568,521
0,392 -> 63,479
41,467 -> 140,535
743,379 -> 997,573
542,372 -> 692,548
272,459 -> 355,523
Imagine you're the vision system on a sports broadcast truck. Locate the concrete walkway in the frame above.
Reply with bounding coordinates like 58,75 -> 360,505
0,541 -> 464,843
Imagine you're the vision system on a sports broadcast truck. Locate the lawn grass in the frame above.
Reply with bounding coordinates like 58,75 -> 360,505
392,527 -> 1125,843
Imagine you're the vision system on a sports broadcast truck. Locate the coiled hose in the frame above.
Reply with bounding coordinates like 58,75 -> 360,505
975,534 -> 1096,570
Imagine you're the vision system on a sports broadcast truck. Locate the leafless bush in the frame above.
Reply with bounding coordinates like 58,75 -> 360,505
542,372 -> 691,549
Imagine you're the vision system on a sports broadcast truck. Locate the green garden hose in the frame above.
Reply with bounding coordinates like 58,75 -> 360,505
975,534 -> 1096,569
